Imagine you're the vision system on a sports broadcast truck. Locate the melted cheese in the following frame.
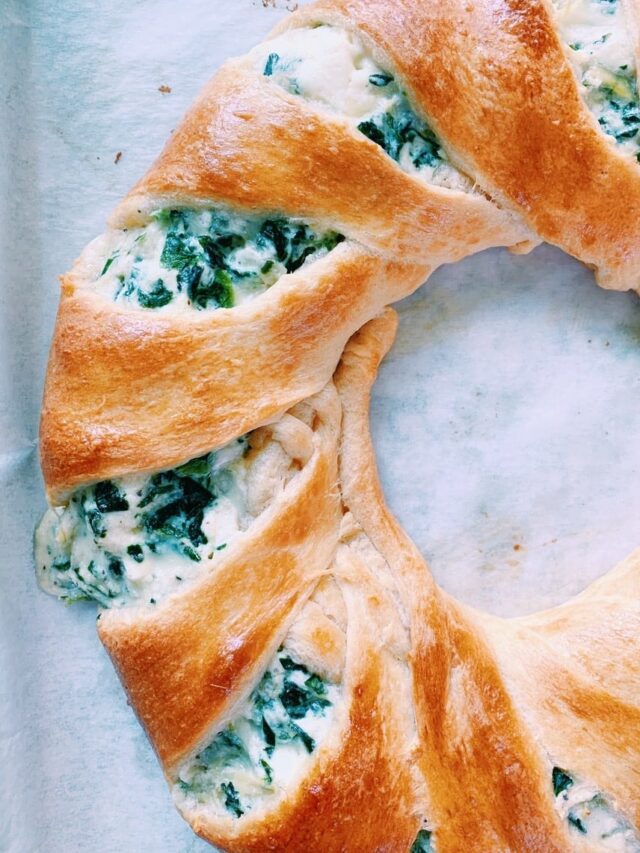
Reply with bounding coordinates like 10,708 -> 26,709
251,25 -> 472,191
553,0 -> 640,157
174,650 -> 341,818
35,437 -> 253,609
87,208 -> 342,313
555,774 -> 640,850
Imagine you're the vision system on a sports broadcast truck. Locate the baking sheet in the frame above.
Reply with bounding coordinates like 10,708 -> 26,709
2,0 -> 640,850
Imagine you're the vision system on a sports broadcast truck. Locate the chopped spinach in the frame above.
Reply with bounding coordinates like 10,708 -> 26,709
552,766 -> 574,797
47,551 -> 130,608
100,253 -> 118,276
593,33 -> 611,46
257,219 -> 344,274
189,268 -> 234,310
40,479 -> 134,606
176,263 -> 202,296
551,766 -> 640,844
250,655 -> 328,755
261,716 -> 276,753
411,829 -> 433,853
369,72 -> 394,87
220,782 -> 244,818
137,278 -> 173,308
199,729 -> 251,769
159,227 -> 235,309
197,234 -> 226,269
261,53 -> 300,93
280,676 -> 330,719
174,454 -> 212,478
358,107 -> 442,169
115,267 -> 139,301
568,812 -> 587,833
108,555 -> 125,577
596,81 -> 640,145
126,544 -> 144,563
86,507 -> 106,539
94,480 -> 129,513
358,117 -> 393,153
176,651 -> 335,816
260,759 -> 273,785
160,231 -> 201,271
103,207 -> 343,312
260,38 -> 448,175
560,0 -> 640,156
138,462 -> 217,561
263,52 -> 280,76
260,219 -> 288,262
37,437 -> 249,609
280,655 -> 307,672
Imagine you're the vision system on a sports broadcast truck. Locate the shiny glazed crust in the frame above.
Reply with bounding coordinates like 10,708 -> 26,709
184,550 -> 425,852
336,312 -> 640,850
36,0 -> 640,848
41,247 -> 427,502
40,0 -> 640,498
290,0 -> 640,290
40,0 -> 555,501
98,385 -> 342,773
100,382 -> 426,851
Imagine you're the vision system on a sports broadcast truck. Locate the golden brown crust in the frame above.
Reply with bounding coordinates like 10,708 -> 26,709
39,10 -> 540,499
290,0 -> 640,290
98,385 -> 342,773
41,0 -> 640,493
335,310 -> 640,847
37,2 -> 640,848
41,247 -> 426,501
118,62 -> 529,265
99,378 -> 425,851
479,549 -> 640,827
189,553 -> 423,853
336,314 -> 572,851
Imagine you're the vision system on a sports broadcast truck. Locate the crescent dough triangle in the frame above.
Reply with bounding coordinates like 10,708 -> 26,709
35,0 -> 640,849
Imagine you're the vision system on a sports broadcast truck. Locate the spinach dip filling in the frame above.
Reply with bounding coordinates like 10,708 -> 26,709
35,435 -> 254,608
252,25 -> 471,190
553,0 -> 640,158
174,649 -> 340,818
553,767 -> 640,849
411,828 -> 434,852
93,208 -> 344,311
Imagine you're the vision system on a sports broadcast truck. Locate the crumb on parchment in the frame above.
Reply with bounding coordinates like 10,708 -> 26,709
255,0 -> 299,9
158,84 -> 172,94
114,151 -> 122,164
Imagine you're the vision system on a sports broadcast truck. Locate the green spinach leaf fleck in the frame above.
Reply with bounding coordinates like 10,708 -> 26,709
552,767 -> 574,797
411,829 -> 433,853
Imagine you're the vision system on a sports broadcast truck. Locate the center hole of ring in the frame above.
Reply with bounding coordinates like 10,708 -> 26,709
371,244 -> 640,618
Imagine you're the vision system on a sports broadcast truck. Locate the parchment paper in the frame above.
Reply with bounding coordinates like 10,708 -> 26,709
2,1 -> 640,850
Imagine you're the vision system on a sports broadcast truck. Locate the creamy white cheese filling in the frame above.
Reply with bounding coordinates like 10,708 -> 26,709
91,208 -> 344,313
553,0 -> 640,157
174,649 -> 340,818
251,25 -> 471,191
553,767 -> 640,850
35,436 -> 254,609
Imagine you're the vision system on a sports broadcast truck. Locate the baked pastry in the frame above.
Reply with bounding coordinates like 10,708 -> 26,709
35,0 -> 640,848
337,311 -> 640,851
40,0 -> 640,501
